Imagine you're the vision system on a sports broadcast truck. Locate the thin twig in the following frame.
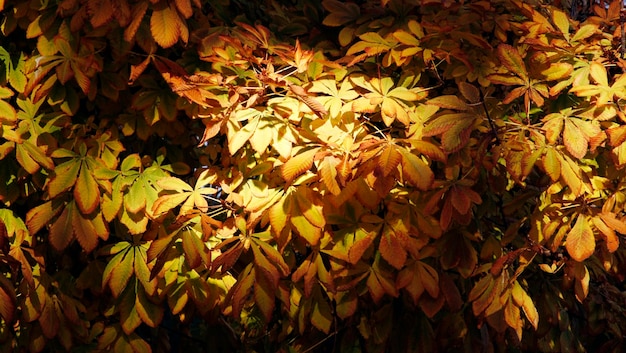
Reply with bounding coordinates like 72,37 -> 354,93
479,88 -> 501,145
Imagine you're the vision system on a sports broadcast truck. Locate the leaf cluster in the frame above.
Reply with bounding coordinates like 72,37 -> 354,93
1,0 -> 626,352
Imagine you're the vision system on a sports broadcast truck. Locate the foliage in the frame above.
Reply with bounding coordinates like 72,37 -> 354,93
1,0 -> 626,352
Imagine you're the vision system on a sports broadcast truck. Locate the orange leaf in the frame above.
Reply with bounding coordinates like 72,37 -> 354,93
49,202 -> 74,251
150,3 -> 181,48
269,196 -> 290,235
557,153 -> 583,196
399,149 -> 434,190
0,276 -> 15,324
72,208 -> 99,252
379,226 -> 407,270
565,215 -> 595,262
124,2 -> 149,42
563,120 -> 587,159
542,148 -> 561,182
281,147 -> 320,184
592,216 -> 619,252
598,211 -> 626,234
378,144 -> 401,177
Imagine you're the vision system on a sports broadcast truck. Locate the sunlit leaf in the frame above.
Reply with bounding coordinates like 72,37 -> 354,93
565,214 -> 595,262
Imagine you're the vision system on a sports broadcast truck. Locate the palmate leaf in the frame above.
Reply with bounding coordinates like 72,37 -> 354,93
397,261 -> 426,304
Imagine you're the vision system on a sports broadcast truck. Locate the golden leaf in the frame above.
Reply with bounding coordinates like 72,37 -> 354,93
281,147 -> 320,184
565,214 -> 595,262
150,3 -> 181,48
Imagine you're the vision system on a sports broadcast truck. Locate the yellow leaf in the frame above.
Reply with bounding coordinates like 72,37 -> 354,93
254,270 -> 275,321
563,120 -> 587,159
557,153 -> 583,196
427,95 -> 468,110
541,63 -> 573,81
150,3 -> 181,48
589,61 -> 608,87
135,287 -> 164,327
75,165 -> 100,214
290,213 -> 321,245
107,249 -> 135,298
551,9 -> 570,40
310,289 -> 333,333
571,24 -> 597,42
295,187 -> 325,228
228,115 -> 260,154
319,157 -> 341,195
0,100 -> 16,123
399,149 -> 433,190
281,147 -> 320,184
409,140 -> 447,162
157,177 -> 193,192
592,216 -> 619,252
26,200 -> 63,235
573,263 -> 590,302
565,215 -> 595,262
497,44 -> 527,80
503,297 -> 521,331
269,196 -> 290,235
521,290 -> 539,329
542,148 -> 561,182
49,160 -> 81,197
598,211 -> 626,234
